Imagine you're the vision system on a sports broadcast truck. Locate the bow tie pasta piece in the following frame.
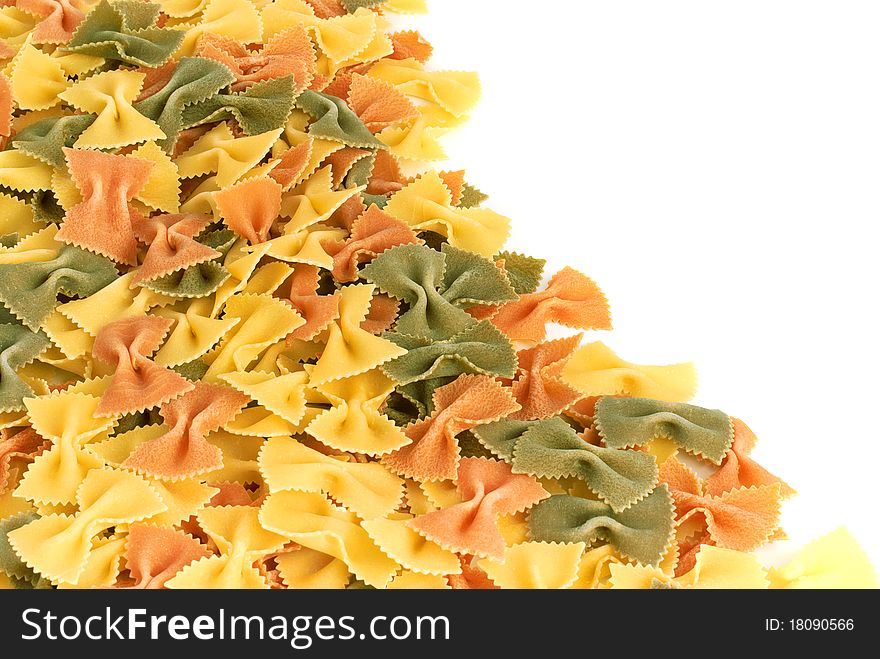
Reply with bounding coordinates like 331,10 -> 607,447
477,542 -> 586,590
278,264 -> 340,341
17,0 -> 85,45
134,57 -> 237,153
176,0 -> 264,57
367,58 -> 480,119
0,324 -> 49,413
123,523 -> 212,589
122,381 -> 248,480
220,369 -> 309,426
61,0 -> 183,66
767,528 -> 878,589
198,25 -> 315,93
297,90 -> 386,149
476,416 -> 658,513
259,489 -> 399,588
562,342 -> 698,402
528,486 -> 676,567
0,149 -> 54,192
202,292 -> 305,381
490,267 -> 612,344
705,418 -> 795,497
346,73 -> 420,133
11,115 -> 96,169
305,368 -> 410,456
309,283 -> 406,385
507,335 -> 585,420
14,391 -> 114,505
258,436 -> 404,519
279,165 -> 362,234
274,547 -> 350,589
59,70 -> 166,149
383,375 -> 520,482
55,147 -> 154,266
384,171 -> 510,257
182,75 -> 299,137
0,511 -> 51,588
382,320 -> 518,387
595,396 -> 734,465
408,457 -> 549,561
609,544 -> 770,589
0,243 -> 117,332
361,516 -> 460,577
215,175 -> 284,244
176,124 -> 283,189
92,315 -> 194,416
166,505 -> 288,589
131,213 -> 220,284
0,428 -> 45,494
7,467 -> 166,585
9,41 -> 70,111
362,243 -> 516,340
328,204 -> 422,282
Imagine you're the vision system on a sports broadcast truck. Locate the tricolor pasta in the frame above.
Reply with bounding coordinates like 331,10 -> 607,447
0,0 -> 874,590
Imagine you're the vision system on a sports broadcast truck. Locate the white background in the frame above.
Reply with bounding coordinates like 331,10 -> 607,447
400,1 -> 880,567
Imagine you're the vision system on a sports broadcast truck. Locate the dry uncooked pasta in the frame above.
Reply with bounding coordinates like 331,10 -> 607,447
0,0 -> 874,590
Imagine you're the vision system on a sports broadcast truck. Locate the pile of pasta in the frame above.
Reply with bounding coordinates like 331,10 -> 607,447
0,0 -> 874,590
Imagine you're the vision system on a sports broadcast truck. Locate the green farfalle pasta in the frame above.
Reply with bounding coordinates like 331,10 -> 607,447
362,243 -> 516,339
0,245 -> 118,331
381,320 -> 517,386
496,250 -> 546,295
594,396 -> 734,465
458,182 -> 489,208
342,0 -> 385,12
62,0 -> 185,68
135,57 -> 237,153
528,486 -> 675,566
181,76 -> 299,137
141,261 -> 230,299
30,192 -> 66,225
511,417 -> 658,512
12,115 -> 97,168
0,323 -> 50,413
297,91 -> 386,149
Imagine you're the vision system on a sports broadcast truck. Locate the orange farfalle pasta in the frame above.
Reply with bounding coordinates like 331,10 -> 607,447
384,375 -> 521,482
389,30 -> 433,63
56,147 -> 154,265
198,25 -> 315,92
0,428 -> 45,493
131,213 -> 220,284
347,73 -> 420,133
328,205 -> 422,282
123,524 -> 212,589
93,316 -> 194,417
18,0 -> 84,44
705,418 -> 796,497
215,176 -> 284,244
0,74 -> 12,138
661,457 -> 783,553
123,382 -> 249,480
491,267 -> 612,343
269,139 -> 314,190
281,264 -> 340,341
408,457 -> 549,560
508,334 -> 584,421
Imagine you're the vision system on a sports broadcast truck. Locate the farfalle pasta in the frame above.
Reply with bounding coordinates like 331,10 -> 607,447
0,0 -> 872,592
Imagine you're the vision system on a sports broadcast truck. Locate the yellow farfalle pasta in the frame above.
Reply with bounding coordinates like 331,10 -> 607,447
260,490 -> 398,588
259,436 -> 403,519
166,505 -> 288,589
8,468 -> 166,585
